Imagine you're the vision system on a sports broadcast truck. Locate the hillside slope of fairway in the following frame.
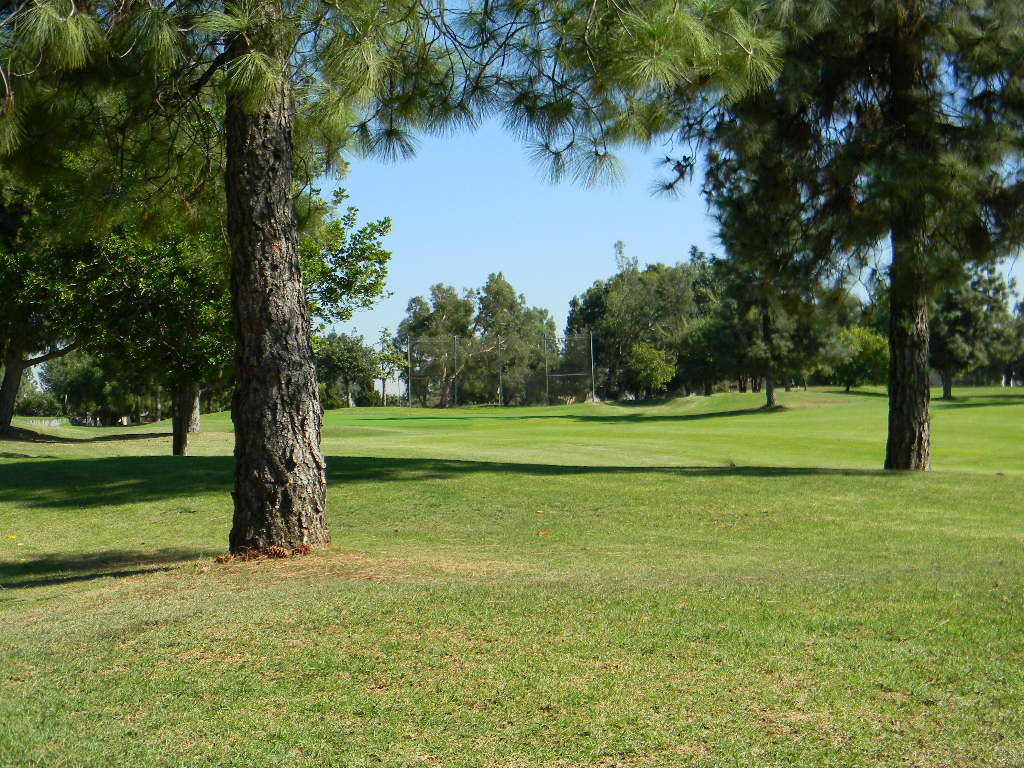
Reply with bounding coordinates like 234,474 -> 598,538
1,388 -> 1022,767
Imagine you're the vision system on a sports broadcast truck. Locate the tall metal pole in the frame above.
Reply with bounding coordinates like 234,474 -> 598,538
380,338 -> 386,405
452,335 -> 458,407
543,335 -> 549,406
498,336 -> 503,407
589,331 -> 596,403
407,338 -> 413,408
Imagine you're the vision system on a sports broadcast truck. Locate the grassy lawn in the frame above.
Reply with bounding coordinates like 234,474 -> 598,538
1,388 -> 1022,767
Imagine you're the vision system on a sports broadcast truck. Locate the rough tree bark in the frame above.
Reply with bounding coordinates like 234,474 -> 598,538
0,357 -> 27,434
225,11 -> 328,552
171,381 -> 200,456
885,228 -> 931,470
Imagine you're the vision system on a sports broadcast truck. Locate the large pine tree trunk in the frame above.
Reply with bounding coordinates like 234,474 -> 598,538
0,356 -> 26,434
885,228 -> 931,470
883,9 -> 931,471
224,15 -> 328,552
171,381 -> 200,456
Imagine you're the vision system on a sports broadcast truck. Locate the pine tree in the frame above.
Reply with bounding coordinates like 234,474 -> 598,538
688,0 -> 1023,466
800,0 -> 1024,469
0,1 -> 780,548
700,74 -> 843,409
930,265 -> 1016,399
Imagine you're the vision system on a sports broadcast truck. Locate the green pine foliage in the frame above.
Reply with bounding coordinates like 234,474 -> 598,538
929,264 -> 1017,397
0,1 -> 783,177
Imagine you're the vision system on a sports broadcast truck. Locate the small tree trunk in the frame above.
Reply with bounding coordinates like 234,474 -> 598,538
941,369 -> 953,401
784,376 -> 793,393
0,356 -> 26,434
764,367 -> 777,408
761,307 -> 777,408
703,380 -> 712,396
171,382 -> 200,456
738,377 -> 747,393
156,387 -> 163,421
225,18 -> 328,552
189,386 -> 202,432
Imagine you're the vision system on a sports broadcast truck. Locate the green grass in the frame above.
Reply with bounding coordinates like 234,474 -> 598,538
1,388 -> 1022,767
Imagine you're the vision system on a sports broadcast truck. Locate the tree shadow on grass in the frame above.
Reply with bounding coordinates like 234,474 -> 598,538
324,456 -> 888,483
0,452 -> 889,512
563,405 -> 787,424
2,426 -> 170,444
825,388 -> 889,398
0,454 -> 234,509
0,547 -> 207,590
348,405 -> 786,425
932,393 -> 1024,410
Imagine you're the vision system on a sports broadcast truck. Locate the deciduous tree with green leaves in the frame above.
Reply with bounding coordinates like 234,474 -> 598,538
314,332 -> 380,409
830,326 -> 889,393
630,342 -> 676,398
70,232 -> 232,456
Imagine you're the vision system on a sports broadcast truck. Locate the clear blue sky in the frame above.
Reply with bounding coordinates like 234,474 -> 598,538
324,118 -> 719,342
325,118 -> 1023,344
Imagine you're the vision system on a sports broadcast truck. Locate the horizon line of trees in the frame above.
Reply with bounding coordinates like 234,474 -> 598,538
379,244 -> 1023,407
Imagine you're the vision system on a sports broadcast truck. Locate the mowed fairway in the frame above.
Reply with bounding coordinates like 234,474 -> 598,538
1,389 -> 1022,767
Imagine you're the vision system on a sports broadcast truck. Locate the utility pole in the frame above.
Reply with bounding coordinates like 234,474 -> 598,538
380,338 -> 387,405
590,331 -> 597,403
544,335 -> 550,406
407,338 -> 413,408
497,336 -> 503,407
452,335 -> 458,407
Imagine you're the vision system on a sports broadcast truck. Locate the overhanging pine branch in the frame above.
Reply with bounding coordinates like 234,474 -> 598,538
24,342 -> 79,367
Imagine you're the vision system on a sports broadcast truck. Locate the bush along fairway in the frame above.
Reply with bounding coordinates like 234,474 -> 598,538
1,388 -> 1022,767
